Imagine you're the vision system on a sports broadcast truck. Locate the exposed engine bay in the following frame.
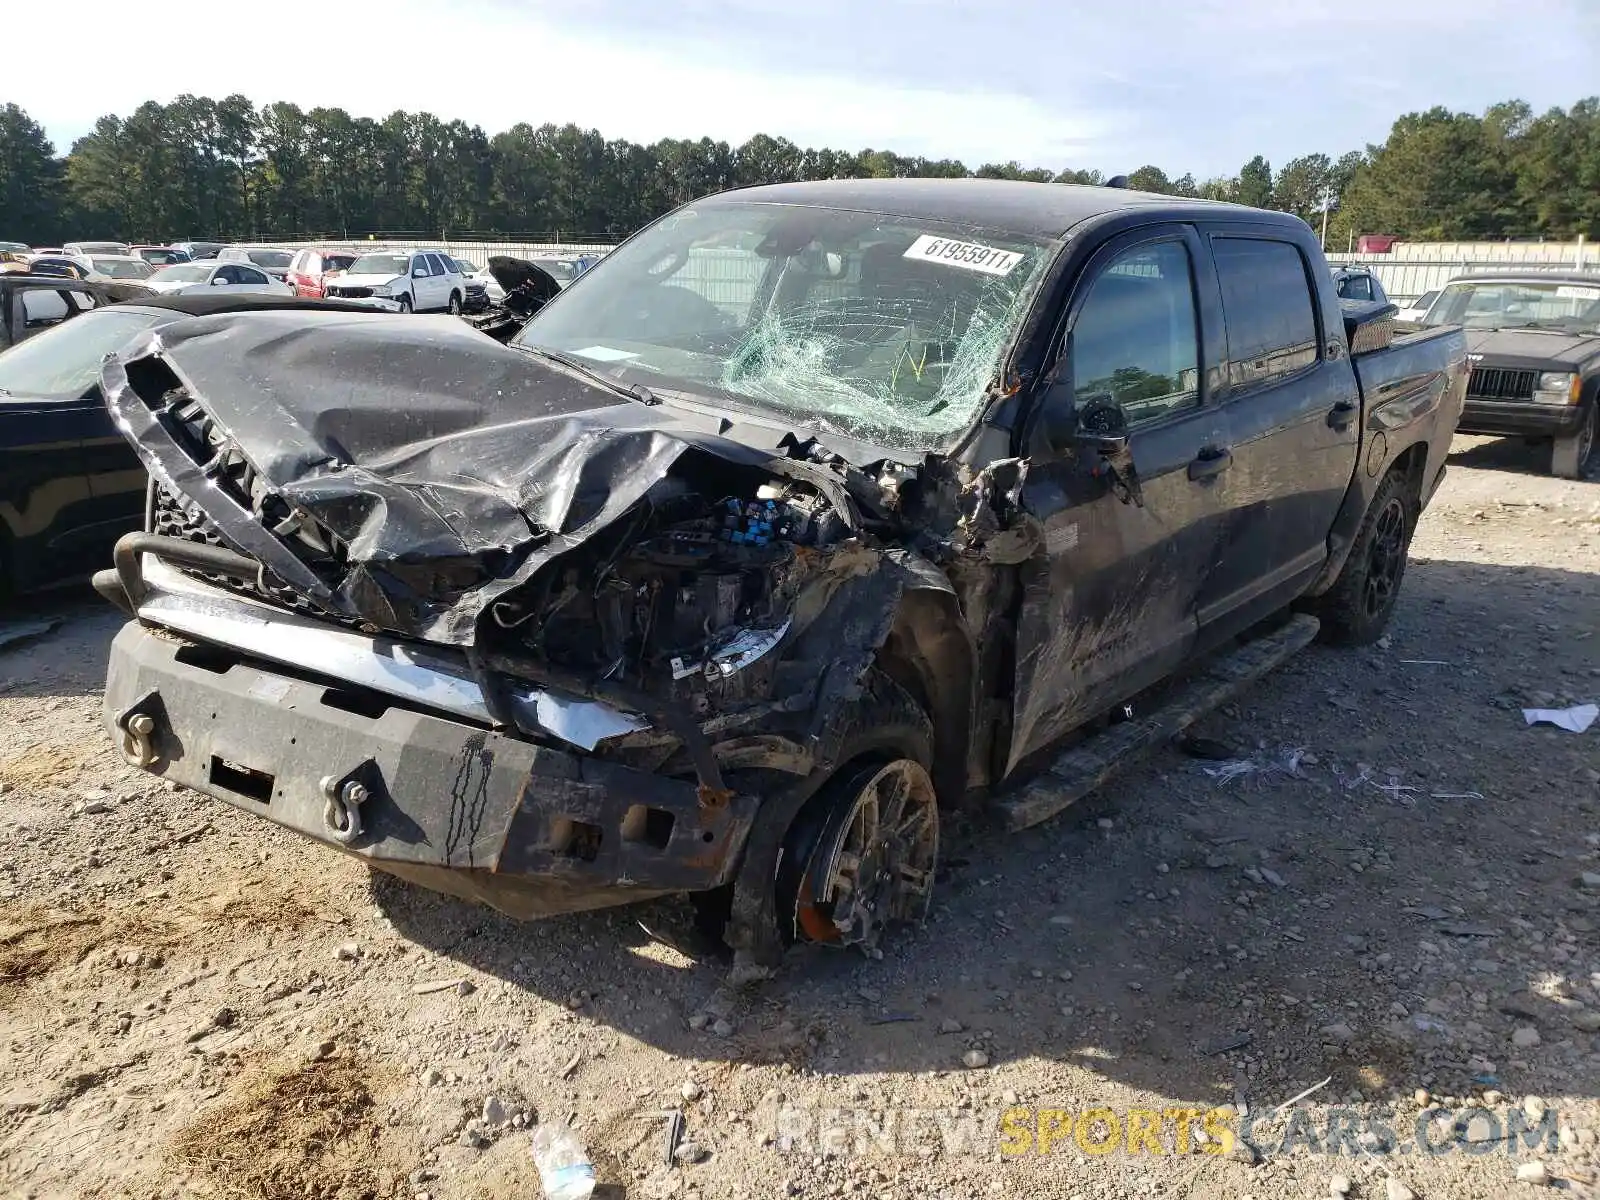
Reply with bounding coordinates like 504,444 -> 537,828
492,475 -> 846,706
461,256 -> 564,343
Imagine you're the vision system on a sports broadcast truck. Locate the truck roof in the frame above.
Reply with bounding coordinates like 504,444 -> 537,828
708,178 -> 1266,239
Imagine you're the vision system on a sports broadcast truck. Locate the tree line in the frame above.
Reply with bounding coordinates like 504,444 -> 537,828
2,95 -> 1598,248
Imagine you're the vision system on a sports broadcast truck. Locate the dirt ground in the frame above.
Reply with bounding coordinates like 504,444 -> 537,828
2,434 -> 1597,1200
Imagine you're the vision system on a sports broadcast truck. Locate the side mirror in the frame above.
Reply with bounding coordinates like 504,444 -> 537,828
412,267 -> 428,278
210,276 -> 228,286
1073,398 -> 1130,454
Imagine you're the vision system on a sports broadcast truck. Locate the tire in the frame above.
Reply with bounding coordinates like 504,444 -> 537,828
447,291 -> 462,316
397,294 -> 413,313
1310,468 -> 1419,646
1551,401 -> 1596,479
707,669 -> 939,964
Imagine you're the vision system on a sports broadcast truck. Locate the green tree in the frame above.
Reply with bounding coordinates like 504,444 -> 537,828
1126,165 -> 1174,193
1236,155 -> 1273,208
0,103 -> 64,244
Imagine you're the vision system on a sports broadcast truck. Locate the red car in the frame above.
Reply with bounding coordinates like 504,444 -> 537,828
286,247 -> 359,298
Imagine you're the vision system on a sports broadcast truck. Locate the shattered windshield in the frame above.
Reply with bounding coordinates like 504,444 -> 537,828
1426,280 -> 1600,332
513,201 -> 1054,451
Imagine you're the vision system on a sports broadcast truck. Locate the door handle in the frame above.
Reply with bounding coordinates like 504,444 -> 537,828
1327,399 -> 1358,431
1188,447 -> 1232,482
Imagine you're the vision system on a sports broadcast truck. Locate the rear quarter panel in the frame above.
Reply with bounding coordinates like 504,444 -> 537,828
1304,324 -> 1467,596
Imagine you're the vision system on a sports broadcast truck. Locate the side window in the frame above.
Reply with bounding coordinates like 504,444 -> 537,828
21,289 -> 71,326
1069,240 -> 1201,425
216,265 -> 241,284
1212,238 -> 1319,388
239,267 -> 269,285
410,256 -> 428,277
427,253 -> 448,276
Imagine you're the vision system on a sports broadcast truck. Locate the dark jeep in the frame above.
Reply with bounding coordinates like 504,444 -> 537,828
1421,272 -> 1600,477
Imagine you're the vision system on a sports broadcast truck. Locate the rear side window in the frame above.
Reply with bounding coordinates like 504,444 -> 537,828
1069,240 -> 1201,425
1212,238 -> 1319,388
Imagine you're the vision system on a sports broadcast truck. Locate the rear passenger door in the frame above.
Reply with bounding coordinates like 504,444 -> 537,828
1009,226 -> 1232,770
1193,229 -> 1360,639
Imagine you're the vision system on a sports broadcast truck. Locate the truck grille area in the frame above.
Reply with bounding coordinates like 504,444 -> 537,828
149,483 -> 362,628
1466,366 -> 1538,401
327,285 -> 372,299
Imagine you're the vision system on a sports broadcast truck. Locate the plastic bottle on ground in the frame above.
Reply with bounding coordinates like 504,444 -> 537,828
530,1121 -> 596,1200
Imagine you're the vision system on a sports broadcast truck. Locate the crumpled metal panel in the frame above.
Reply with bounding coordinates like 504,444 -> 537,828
102,310 -> 779,645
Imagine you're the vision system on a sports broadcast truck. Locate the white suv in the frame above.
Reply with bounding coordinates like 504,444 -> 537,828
323,249 -> 466,313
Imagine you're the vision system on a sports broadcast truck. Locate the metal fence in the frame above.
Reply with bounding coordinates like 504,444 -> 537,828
1327,238 -> 1595,303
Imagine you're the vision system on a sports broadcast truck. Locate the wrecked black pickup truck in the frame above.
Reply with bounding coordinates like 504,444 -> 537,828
95,180 -> 1468,966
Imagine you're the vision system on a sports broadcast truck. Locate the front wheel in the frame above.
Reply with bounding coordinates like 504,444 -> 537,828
1551,401 -> 1596,479
1309,468 -> 1418,645
775,758 -> 939,951
397,294 -> 413,313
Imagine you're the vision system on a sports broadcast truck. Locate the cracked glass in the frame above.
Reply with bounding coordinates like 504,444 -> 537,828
514,201 -> 1055,452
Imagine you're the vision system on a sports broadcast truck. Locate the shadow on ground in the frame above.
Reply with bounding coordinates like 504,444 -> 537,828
0,591 -> 121,701
1448,433 -> 1598,481
375,556 -> 1600,1116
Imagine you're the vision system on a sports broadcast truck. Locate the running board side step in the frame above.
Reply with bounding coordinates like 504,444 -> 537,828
992,613 -> 1321,832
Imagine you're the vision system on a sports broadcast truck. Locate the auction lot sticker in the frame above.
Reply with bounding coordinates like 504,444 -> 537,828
903,234 -> 1024,276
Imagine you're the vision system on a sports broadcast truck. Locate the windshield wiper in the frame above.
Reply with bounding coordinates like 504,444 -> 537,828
1513,321 -> 1583,333
513,344 -> 658,406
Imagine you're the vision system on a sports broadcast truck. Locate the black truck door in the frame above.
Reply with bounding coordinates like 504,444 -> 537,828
1009,227 -> 1232,771
1193,230 -> 1360,639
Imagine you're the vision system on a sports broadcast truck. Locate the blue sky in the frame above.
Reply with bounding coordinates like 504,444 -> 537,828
11,0 -> 1599,177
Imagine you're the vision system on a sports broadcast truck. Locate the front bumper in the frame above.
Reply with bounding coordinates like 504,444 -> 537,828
102,571 -> 757,920
324,293 -> 403,312
1459,398 -> 1586,438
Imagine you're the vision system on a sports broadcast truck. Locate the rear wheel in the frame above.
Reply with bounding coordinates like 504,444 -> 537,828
1310,468 -> 1418,645
447,291 -> 462,316
1551,401 -> 1596,479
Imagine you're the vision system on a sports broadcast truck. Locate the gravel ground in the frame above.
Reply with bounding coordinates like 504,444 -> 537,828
2,434 -> 1598,1200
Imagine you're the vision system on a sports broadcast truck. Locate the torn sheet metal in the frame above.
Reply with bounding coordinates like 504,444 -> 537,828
670,620 -> 792,681
102,311 -> 786,646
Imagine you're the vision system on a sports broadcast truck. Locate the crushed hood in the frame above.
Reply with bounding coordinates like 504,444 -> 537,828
102,309 -> 791,645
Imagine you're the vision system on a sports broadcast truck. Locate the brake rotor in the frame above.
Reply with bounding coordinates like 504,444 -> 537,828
787,759 -> 939,953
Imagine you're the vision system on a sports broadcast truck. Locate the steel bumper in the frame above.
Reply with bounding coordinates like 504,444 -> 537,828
104,621 -> 756,919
